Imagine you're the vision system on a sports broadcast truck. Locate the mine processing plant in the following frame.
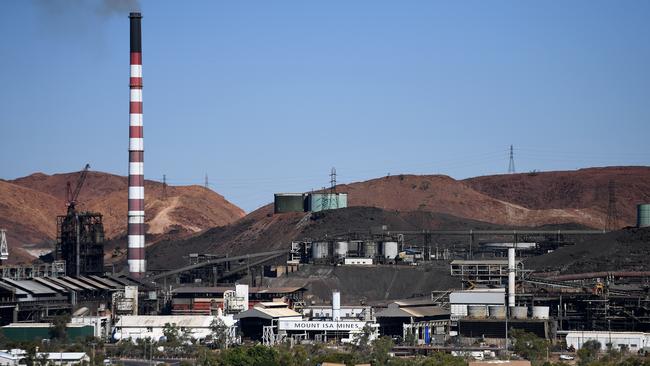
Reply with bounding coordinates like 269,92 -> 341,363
56,164 -> 105,277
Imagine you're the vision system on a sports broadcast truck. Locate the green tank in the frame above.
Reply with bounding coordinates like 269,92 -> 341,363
638,204 -> 650,228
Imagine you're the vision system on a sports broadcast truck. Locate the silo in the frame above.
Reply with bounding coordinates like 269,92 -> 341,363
532,306 -> 550,319
383,241 -> 399,259
638,204 -> 650,228
467,305 -> 487,319
363,241 -> 377,258
488,305 -> 506,319
334,241 -> 348,258
312,242 -> 329,260
510,306 -> 528,319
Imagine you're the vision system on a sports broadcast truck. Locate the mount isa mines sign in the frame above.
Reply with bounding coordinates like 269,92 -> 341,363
278,320 -> 367,331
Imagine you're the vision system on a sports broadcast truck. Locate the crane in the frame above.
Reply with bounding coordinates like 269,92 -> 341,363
66,164 -> 91,213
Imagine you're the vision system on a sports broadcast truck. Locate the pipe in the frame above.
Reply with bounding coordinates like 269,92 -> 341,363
332,290 -> 341,321
547,271 -> 650,281
508,248 -> 515,307
127,12 -> 146,278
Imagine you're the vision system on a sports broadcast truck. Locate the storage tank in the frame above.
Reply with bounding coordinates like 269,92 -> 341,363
312,242 -> 329,259
383,241 -> 399,259
532,306 -> 550,319
334,241 -> 348,258
467,305 -> 487,319
274,194 -> 305,213
488,305 -> 506,319
364,241 -> 377,258
510,306 -> 528,319
638,204 -> 650,228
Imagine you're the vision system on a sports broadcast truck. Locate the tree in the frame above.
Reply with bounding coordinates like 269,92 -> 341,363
50,315 -> 71,341
162,323 -> 181,345
577,340 -> 601,366
371,336 -> 394,366
510,329 -> 549,363
209,318 -> 230,349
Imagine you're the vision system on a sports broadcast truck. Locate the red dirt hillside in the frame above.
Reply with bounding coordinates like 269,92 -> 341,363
335,171 -> 638,229
464,166 -> 650,227
1,171 -> 245,263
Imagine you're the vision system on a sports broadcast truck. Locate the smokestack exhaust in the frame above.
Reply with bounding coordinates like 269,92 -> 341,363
128,12 -> 145,278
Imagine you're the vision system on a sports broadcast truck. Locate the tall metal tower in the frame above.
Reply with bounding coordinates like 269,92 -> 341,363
0,229 -> 9,262
606,180 -> 619,231
205,174 -> 209,189
330,167 -> 337,194
508,145 -> 516,174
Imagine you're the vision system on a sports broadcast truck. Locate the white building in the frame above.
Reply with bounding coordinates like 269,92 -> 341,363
113,315 -> 236,343
565,331 -> 650,352
0,349 -> 89,366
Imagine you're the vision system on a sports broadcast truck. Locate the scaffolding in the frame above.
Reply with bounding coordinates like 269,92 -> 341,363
0,261 -> 66,280
56,212 -> 105,277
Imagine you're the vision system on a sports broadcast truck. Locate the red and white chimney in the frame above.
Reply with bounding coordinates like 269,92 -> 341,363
128,12 -> 145,278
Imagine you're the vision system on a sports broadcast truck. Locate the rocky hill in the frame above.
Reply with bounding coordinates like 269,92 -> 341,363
339,166 -> 649,229
1,171 -> 245,263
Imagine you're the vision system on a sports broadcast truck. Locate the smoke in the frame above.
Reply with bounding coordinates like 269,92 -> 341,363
97,0 -> 141,16
32,0 -> 142,53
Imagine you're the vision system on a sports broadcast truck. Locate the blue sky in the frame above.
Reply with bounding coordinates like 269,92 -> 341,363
1,0 -> 649,212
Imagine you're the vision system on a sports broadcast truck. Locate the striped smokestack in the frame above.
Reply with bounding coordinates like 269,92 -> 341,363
128,12 -> 145,278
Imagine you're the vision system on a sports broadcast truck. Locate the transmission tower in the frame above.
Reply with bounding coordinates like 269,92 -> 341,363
508,145 -> 516,174
606,180 -> 619,231
162,174 -> 167,200
205,173 -> 209,189
329,167 -> 338,209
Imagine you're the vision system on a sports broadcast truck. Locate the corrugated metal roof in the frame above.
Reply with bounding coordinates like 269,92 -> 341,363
2,323 -> 52,328
46,277 -> 82,291
115,315 -> 215,328
75,277 -> 110,290
1,279 -> 57,295
376,306 -> 449,319
89,275 -> 123,289
33,277 -> 67,292
60,277 -> 96,291
171,286 -> 305,295
235,307 -> 302,320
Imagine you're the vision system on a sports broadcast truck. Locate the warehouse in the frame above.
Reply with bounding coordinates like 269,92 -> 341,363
375,298 -> 450,337
171,285 -> 305,314
113,315 -> 236,343
235,302 -> 302,341
565,331 -> 650,352
0,323 -> 94,342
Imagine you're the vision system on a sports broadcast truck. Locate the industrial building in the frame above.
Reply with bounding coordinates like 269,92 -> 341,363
564,331 -> 650,352
54,165 -> 105,277
274,193 -> 348,213
113,315 -> 237,343
375,298 -> 450,337
0,349 -> 90,366
171,286 -> 306,315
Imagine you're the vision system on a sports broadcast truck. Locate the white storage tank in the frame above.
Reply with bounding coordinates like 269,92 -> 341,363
334,241 -> 348,258
488,305 -> 506,319
532,306 -> 550,319
312,242 -> 329,259
383,241 -> 399,259
364,241 -> 377,258
510,306 -> 528,319
467,305 -> 487,319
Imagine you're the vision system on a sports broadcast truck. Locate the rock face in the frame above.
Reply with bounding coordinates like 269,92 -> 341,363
0,171 -> 245,263
339,166 -> 650,229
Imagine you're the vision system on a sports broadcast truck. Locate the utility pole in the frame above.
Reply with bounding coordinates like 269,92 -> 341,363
508,145 -> 516,174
